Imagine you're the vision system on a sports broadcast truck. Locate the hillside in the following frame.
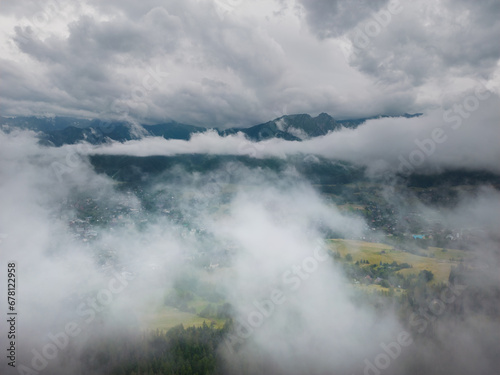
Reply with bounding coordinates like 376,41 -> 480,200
0,112 -> 422,146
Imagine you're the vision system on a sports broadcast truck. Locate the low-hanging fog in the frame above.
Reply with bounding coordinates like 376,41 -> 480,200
1,122 -> 499,374
86,91 -> 500,177
1,0 -> 499,372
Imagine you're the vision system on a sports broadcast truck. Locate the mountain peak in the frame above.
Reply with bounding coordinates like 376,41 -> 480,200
316,112 -> 333,119
1,112 -> 422,146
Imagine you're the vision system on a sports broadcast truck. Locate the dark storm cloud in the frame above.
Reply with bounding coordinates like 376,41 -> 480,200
1,0 -> 301,126
296,0 -> 389,38
0,0 -> 499,126
8,9 -> 183,114
356,1 -> 500,86
299,0 -> 500,90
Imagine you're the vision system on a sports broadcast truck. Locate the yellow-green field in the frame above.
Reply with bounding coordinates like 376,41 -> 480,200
142,239 -> 469,330
351,283 -> 403,295
141,306 -> 226,331
328,239 -> 470,283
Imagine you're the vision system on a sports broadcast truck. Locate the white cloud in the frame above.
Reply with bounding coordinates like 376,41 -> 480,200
84,91 -> 500,175
5,0 -> 497,125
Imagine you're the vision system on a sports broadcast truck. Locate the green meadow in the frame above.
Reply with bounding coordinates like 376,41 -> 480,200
328,239 -> 469,284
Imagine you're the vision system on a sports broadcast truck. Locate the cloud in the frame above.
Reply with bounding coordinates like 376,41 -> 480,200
1,125 -> 500,374
300,0 -> 500,105
83,90 -> 500,176
1,0 -> 301,126
208,183 -> 401,373
0,128 -> 401,373
5,0 -> 498,126
0,130 -> 187,372
0,1 -> 499,372
297,0 -> 390,38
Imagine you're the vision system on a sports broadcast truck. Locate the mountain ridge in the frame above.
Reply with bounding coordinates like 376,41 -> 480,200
0,112 -> 422,146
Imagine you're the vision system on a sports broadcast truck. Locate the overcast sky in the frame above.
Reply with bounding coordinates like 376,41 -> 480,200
0,0 -> 499,127
1,3 -> 500,373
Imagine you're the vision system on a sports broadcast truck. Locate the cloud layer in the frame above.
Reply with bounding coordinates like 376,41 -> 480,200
1,0 -> 498,126
82,90 -> 500,176
1,128 -> 499,374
